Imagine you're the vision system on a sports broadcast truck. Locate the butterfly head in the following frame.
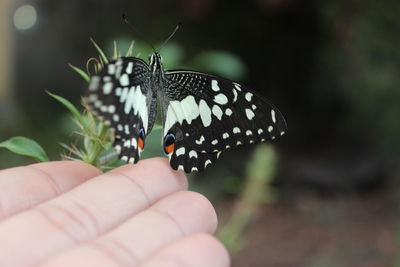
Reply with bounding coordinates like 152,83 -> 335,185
148,53 -> 164,76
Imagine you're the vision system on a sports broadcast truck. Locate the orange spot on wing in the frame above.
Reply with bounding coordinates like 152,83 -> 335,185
165,143 -> 175,154
138,137 -> 144,150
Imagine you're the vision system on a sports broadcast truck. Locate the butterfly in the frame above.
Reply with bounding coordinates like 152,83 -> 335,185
85,51 -> 287,173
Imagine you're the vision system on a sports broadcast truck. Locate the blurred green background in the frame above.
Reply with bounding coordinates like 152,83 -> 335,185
1,0 -> 400,266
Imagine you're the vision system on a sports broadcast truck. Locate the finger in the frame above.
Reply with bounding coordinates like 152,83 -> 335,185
0,161 -> 101,219
140,234 -> 230,267
0,158 -> 187,267
40,191 -> 217,267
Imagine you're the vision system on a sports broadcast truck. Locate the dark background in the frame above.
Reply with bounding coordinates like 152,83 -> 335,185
1,0 -> 400,266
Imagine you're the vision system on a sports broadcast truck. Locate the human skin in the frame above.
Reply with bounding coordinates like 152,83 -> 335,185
0,158 -> 230,267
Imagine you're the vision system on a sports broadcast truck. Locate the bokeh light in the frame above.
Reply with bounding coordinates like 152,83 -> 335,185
13,5 -> 37,30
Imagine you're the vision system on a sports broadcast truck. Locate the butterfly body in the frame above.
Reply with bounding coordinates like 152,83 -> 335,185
86,52 -> 287,173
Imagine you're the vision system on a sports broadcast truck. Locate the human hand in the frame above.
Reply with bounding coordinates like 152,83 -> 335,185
0,158 -> 230,267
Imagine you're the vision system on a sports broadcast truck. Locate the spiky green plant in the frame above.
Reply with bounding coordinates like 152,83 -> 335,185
0,39 -> 138,170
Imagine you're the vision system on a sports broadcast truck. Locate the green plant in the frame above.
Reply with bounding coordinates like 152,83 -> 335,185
0,39 -> 132,170
217,144 -> 277,253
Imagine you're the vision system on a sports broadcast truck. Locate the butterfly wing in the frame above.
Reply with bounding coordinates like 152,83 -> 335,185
85,57 -> 157,163
161,70 -> 287,173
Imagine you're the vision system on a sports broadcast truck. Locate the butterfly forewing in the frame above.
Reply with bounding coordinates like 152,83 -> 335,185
85,57 -> 157,163
161,70 -> 287,172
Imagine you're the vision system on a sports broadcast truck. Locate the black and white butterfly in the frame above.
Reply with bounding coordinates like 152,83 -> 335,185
86,51 -> 287,173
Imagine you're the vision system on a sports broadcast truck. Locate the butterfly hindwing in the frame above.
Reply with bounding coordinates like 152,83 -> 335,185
163,122 -> 221,172
161,70 -> 287,172
85,57 -> 157,163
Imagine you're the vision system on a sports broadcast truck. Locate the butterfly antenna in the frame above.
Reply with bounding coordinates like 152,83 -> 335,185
157,22 -> 182,53
122,13 -> 156,52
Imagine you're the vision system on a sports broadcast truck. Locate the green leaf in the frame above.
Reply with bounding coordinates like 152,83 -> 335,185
47,92 -> 85,127
126,40 -> 135,57
190,50 -> 247,80
68,63 -> 90,83
159,42 -> 184,69
90,38 -> 109,64
0,136 -> 49,162
113,40 -> 118,60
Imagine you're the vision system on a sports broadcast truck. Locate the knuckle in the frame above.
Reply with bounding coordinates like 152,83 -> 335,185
35,199 -> 100,243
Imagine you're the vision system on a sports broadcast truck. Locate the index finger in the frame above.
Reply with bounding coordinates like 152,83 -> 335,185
0,161 -> 102,219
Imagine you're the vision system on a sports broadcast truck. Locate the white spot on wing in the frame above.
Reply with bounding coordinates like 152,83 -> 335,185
94,100 -> 102,108
121,156 -> 128,162
222,133 -> 229,139
212,139 -> 218,145
88,94 -> 97,102
225,108 -> 233,116
195,136 -> 205,145
120,87 -> 129,103
233,127 -> 241,134
179,95 -> 200,124
103,82 -> 113,95
268,126 -> 273,132
122,85 -> 149,132
124,87 -> 135,114
234,83 -> 242,91
108,105 -> 116,113
189,150 -> 198,158
205,160 -> 212,168
164,96 -> 200,136
199,100 -> 212,127
258,129 -> 264,134
176,147 -> 186,156
123,140 -> 130,147
246,130 -> 252,136
245,92 -> 253,102
211,80 -> 220,92
89,76 -> 100,91
271,109 -> 276,123
232,89 -> 238,102
212,105 -> 223,120
115,87 -> 122,96
120,73 -> 129,86
213,93 -> 228,105
132,85 -> 149,131
126,62 -> 133,74
108,64 -> 116,75
245,109 -> 255,120
131,138 -> 138,149
113,114 -> 120,122
169,101 -> 185,124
